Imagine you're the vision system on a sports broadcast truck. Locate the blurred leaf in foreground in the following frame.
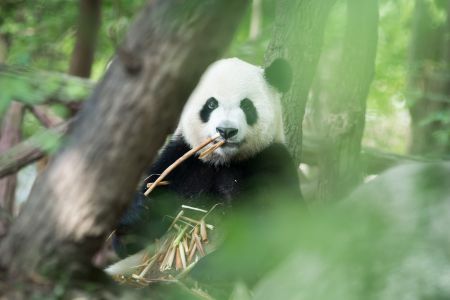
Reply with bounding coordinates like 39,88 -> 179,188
190,163 -> 450,300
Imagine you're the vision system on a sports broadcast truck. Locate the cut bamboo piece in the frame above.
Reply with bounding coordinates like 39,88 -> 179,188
200,219 -> 208,242
188,242 -> 197,263
108,203 -> 220,286
179,243 -> 187,269
146,181 -> 170,187
199,140 -> 226,159
175,247 -> 182,270
193,233 -> 205,256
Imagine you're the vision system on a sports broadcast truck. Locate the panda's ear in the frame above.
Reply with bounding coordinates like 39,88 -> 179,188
264,58 -> 293,93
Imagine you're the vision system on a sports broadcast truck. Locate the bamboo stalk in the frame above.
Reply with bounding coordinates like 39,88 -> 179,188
188,241 -> 197,263
144,134 -> 221,196
168,210 -> 184,231
182,205 -> 208,213
164,246 -> 176,271
179,243 -> 187,269
180,215 -> 214,230
188,233 -> 196,255
136,255 -> 157,279
198,140 -> 225,159
193,233 -> 205,256
200,219 -> 208,242
183,237 -> 189,253
146,180 -> 169,187
175,247 -> 182,270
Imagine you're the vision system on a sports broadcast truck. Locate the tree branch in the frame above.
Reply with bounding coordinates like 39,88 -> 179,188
27,105 -> 65,128
0,121 -> 70,179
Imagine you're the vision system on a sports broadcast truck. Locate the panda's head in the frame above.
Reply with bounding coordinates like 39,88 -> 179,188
177,58 -> 292,165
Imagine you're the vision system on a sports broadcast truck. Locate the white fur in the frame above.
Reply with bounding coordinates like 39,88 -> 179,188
104,250 -> 147,276
177,58 -> 285,165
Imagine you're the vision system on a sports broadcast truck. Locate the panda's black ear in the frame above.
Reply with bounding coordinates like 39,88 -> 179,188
264,58 -> 293,93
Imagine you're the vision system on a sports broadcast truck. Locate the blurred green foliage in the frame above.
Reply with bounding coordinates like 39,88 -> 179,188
0,0 -> 142,78
0,0 -> 135,137
184,163 -> 450,299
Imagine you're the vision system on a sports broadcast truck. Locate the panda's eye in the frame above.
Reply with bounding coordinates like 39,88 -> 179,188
200,97 -> 219,123
240,98 -> 258,126
207,97 -> 218,109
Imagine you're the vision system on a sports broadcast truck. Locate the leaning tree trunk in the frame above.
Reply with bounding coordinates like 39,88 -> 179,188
408,0 -> 450,158
316,0 -> 378,201
0,0 -> 248,280
265,0 -> 338,165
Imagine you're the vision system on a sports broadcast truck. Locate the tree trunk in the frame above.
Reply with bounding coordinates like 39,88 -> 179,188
316,0 -> 378,201
408,0 -> 450,158
0,102 -> 24,237
249,0 -> 262,41
0,34 -> 8,63
69,0 -> 102,78
0,0 -> 248,280
265,0 -> 338,165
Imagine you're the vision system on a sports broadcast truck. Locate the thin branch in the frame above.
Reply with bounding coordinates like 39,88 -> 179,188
0,121 -> 70,179
27,105 -> 65,128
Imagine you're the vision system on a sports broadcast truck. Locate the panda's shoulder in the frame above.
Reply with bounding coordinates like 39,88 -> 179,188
147,135 -> 191,175
241,143 -> 296,173
253,143 -> 293,162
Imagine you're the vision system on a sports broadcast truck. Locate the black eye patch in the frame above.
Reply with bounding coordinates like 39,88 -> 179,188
240,98 -> 258,126
200,97 -> 218,123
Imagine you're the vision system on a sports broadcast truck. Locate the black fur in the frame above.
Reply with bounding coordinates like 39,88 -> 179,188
113,135 -> 302,257
264,58 -> 293,93
200,97 -> 219,122
240,98 -> 258,126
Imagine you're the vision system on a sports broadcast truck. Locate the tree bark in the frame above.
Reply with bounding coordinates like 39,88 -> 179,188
69,0 -> 102,78
316,0 -> 378,201
408,0 -> 450,158
265,0 -> 338,165
0,0 -> 248,279
0,102 -> 24,237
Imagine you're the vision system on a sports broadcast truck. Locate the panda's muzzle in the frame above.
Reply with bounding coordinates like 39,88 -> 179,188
216,127 -> 238,139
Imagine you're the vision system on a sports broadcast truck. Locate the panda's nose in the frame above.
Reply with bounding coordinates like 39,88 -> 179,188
216,127 -> 238,139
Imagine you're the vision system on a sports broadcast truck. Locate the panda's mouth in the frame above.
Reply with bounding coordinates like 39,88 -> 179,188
222,141 -> 240,148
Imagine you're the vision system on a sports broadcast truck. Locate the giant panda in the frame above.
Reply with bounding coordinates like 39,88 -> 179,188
110,57 -> 302,268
